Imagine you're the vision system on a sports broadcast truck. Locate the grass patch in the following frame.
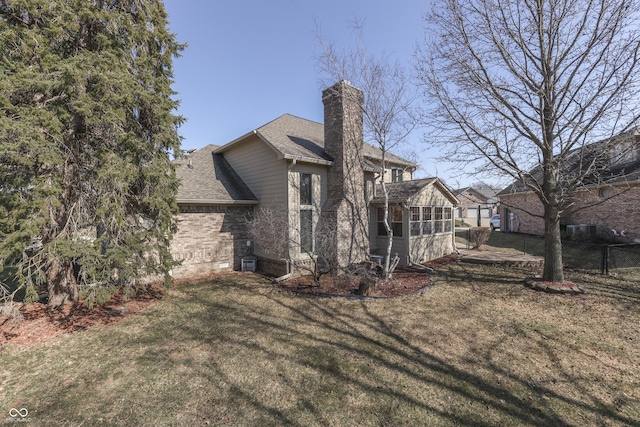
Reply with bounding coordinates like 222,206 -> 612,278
458,230 -> 640,279
1,267 -> 639,426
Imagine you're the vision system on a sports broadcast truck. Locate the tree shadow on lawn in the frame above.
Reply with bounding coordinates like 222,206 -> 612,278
439,263 -> 640,308
158,274 -> 638,426
5,271 -> 638,426
472,266 -> 640,311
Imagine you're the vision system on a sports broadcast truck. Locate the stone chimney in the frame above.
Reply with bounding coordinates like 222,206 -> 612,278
321,80 -> 370,268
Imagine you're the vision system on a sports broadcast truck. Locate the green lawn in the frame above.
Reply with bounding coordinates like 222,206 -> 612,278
2,265 -> 639,426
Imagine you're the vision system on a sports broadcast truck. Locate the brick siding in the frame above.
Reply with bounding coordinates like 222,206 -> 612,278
564,186 -> 640,241
171,205 -> 254,280
500,184 -> 640,242
499,192 -> 545,235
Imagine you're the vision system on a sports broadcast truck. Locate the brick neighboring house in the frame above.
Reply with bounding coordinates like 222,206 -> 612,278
452,187 -> 498,227
171,81 -> 459,279
498,129 -> 640,243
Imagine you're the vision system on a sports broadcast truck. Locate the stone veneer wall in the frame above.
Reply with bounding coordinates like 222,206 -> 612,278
321,80 -> 370,267
171,205 -> 254,280
255,256 -> 324,279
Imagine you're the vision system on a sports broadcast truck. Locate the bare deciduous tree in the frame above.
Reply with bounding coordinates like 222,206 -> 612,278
316,20 -> 418,279
246,207 -> 337,286
416,0 -> 640,282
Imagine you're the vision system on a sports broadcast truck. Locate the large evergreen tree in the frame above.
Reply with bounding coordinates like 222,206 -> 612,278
0,0 -> 183,309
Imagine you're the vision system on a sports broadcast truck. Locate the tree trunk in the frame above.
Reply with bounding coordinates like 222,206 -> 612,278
542,203 -> 565,283
381,178 -> 394,280
47,259 -> 79,309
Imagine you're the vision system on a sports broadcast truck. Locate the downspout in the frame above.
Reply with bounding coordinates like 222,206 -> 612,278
452,215 -> 460,254
452,237 -> 461,255
274,266 -> 293,282
408,255 -> 435,273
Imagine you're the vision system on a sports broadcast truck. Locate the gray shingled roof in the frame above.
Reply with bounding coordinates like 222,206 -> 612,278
498,133 -> 640,196
176,144 -> 258,204
218,114 -> 416,168
453,186 -> 499,203
373,178 -> 459,204
254,114 -> 332,164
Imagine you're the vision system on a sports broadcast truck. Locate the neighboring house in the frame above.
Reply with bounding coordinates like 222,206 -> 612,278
498,129 -> 640,243
171,81 -> 459,279
452,187 -> 498,227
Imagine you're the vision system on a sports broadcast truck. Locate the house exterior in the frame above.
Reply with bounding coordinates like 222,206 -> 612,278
452,186 -> 498,227
171,145 -> 258,279
498,129 -> 640,243
373,178 -> 459,265
171,81 -> 459,279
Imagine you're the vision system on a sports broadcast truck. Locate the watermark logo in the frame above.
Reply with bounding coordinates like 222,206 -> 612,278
8,408 -> 29,422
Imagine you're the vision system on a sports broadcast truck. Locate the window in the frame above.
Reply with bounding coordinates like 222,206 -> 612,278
422,206 -> 432,235
392,205 -> 403,237
410,207 -> 421,236
408,205 -> 454,236
444,207 -> 452,232
410,207 -> 420,221
300,173 -> 312,206
377,206 -> 403,237
434,207 -> 444,233
391,168 -> 403,183
299,173 -> 314,253
300,210 -> 313,253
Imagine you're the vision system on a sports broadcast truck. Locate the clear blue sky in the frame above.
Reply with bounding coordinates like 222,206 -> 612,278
163,0 -> 466,185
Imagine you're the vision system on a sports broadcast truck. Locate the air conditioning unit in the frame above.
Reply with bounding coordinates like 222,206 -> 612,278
241,257 -> 257,272
566,225 -> 580,235
370,254 -> 384,265
566,224 -> 596,238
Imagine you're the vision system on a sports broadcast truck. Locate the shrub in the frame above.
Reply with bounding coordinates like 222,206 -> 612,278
470,227 -> 491,249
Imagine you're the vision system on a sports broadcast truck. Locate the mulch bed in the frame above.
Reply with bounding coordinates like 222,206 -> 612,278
0,256 -> 461,348
278,255 -> 460,298
0,284 -> 164,349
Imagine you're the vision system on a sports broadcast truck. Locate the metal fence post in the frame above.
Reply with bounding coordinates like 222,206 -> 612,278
602,244 -> 610,275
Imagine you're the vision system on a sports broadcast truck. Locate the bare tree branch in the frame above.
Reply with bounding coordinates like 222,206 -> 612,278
316,20 -> 419,279
416,0 -> 640,282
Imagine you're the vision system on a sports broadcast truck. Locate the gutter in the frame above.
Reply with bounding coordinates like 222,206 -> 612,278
452,235 -> 461,254
452,217 -> 461,254
176,199 -> 259,205
283,154 -> 333,166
